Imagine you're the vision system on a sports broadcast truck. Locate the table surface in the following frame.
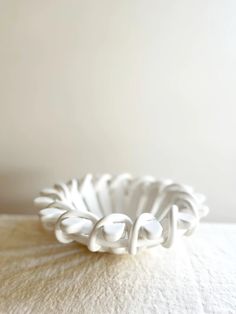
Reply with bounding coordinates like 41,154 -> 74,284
0,215 -> 235,314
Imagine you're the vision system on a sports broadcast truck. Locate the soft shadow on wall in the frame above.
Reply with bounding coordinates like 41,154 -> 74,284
0,170 -> 52,214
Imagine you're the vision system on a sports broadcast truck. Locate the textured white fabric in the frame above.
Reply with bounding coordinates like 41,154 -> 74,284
0,215 -> 235,314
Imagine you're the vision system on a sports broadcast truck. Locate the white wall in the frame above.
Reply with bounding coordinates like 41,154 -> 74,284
0,0 -> 235,221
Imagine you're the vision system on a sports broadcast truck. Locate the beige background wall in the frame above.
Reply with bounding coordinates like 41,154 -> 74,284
0,0 -> 235,221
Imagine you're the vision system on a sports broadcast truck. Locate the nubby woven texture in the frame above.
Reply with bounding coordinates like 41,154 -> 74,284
34,174 -> 209,255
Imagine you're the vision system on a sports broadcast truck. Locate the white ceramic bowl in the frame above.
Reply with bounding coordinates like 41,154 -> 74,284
34,174 -> 209,255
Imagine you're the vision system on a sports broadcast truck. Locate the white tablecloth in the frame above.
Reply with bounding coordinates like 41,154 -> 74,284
0,215 -> 235,313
